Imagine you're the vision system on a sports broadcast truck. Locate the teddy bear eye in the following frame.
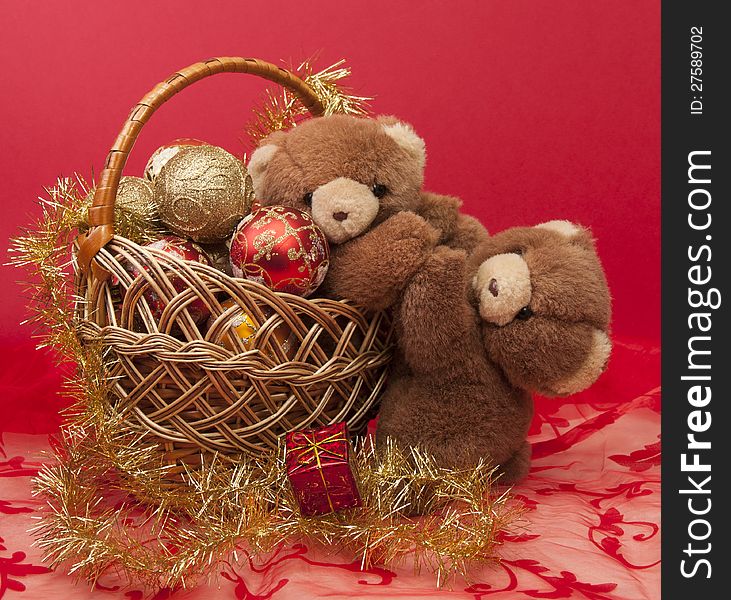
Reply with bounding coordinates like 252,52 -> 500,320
302,192 -> 313,206
515,306 -> 534,320
372,184 -> 388,199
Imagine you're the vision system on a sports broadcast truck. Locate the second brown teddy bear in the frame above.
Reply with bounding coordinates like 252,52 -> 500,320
375,221 -> 612,482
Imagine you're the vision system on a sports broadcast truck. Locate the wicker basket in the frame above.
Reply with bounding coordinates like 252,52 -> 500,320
74,57 -> 394,475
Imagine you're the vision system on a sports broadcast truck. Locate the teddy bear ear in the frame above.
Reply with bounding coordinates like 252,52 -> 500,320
535,220 -> 594,247
247,144 -> 279,197
379,118 -> 426,171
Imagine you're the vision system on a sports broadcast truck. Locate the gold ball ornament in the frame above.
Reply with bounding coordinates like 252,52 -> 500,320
155,145 -> 254,243
144,138 -> 209,181
82,176 -> 159,244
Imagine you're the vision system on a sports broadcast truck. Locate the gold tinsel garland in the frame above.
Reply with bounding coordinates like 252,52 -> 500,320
9,176 -> 93,357
246,58 -> 372,146
30,393 -> 521,589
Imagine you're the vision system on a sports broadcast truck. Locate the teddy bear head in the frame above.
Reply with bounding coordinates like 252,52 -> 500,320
471,220 -> 612,397
247,114 -> 426,244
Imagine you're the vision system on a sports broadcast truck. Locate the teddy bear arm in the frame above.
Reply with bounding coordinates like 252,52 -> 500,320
323,211 -> 439,310
447,213 -> 490,253
418,192 -> 489,253
398,246 -> 482,375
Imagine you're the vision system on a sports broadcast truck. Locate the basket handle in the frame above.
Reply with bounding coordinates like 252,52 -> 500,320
77,57 -> 325,279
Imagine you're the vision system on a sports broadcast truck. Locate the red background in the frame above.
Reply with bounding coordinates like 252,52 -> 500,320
0,0 -> 659,431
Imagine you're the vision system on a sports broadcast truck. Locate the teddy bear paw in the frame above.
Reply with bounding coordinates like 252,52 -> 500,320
545,328 -> 612,396
382,211 -> 441,247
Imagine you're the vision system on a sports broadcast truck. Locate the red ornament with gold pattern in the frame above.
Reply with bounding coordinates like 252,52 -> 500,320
130,235 -> 212,322
229,205 -> 329,297
285,422 -> 362,516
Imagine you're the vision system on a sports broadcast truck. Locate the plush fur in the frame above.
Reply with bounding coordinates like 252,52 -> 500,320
466,225 -> 612,398
248,115 -> 611,484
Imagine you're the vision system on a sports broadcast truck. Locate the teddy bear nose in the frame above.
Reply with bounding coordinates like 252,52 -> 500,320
333,211 -> 349,222
488,278 -> 499,297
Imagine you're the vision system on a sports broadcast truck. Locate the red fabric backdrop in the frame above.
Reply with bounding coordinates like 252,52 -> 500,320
0,0 -> 659,432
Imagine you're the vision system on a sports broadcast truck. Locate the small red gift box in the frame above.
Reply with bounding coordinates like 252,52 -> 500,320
285,422 -> 362,516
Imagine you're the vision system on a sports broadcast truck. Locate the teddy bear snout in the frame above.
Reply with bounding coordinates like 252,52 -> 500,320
310,177 -> 380,244
473,253 -> 532,326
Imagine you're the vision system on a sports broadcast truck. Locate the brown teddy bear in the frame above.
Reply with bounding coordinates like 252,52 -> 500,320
247,115 -> 611,482
375,221 -> 612,482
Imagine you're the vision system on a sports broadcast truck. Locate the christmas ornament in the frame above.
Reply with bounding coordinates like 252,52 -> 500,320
199,242 -> 233,276
82,176 -> 160,244
206,299 -> 295,357
285,422 -> 361,516
155,145 -> 254,243
144,138 -> 208,181
229,206 -> 329,297
12,54 -> 514,592
130,235 -> 212,322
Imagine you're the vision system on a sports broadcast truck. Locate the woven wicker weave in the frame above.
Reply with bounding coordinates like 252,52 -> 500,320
74,58 -> 393,474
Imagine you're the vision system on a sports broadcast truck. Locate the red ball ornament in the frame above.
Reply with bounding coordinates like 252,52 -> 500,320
130,235 -> 212,322
229,206 -> 330,297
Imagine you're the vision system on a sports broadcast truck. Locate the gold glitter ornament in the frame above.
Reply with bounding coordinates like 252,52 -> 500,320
81,176 -> 160,244
9,172 -> 522,585
155,145 -> 254,243
115,175 -> 155,213
144,138 -> 209,181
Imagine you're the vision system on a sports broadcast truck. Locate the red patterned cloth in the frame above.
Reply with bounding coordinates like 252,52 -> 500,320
0,337 -> 659,599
